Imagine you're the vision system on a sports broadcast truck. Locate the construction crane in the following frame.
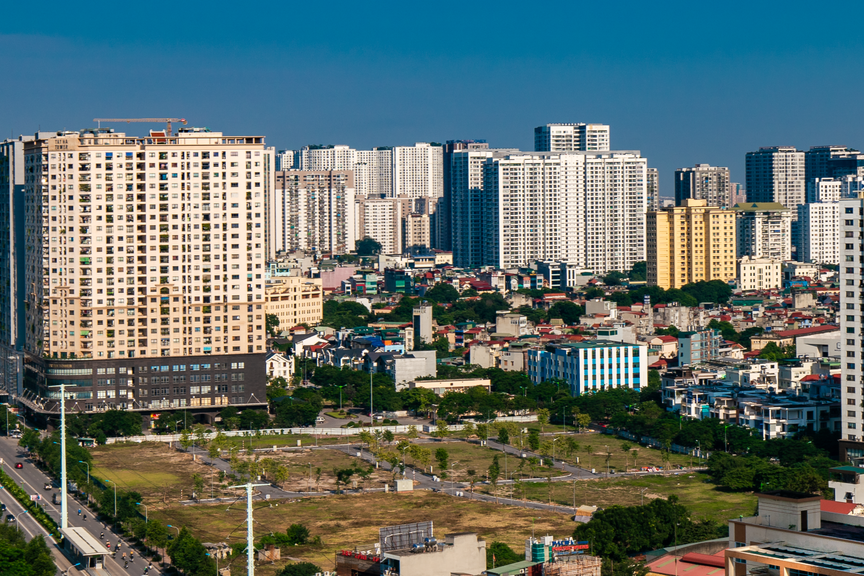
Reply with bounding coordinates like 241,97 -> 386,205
93,117 -> 187,136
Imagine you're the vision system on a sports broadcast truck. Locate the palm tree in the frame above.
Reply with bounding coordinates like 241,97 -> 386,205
621,443 -> 632,470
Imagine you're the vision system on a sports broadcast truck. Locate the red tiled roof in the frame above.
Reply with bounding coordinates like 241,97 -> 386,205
656,336 -> 678,343
822,499 -> 857,514
772,325 -> 838,338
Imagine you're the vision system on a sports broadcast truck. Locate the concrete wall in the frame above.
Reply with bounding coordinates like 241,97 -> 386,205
390,533 -> 485,576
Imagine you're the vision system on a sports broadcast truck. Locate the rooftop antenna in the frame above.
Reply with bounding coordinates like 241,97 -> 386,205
228,482 -> 268,576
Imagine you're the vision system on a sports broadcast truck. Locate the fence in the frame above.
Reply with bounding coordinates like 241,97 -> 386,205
603,428 -> 710,459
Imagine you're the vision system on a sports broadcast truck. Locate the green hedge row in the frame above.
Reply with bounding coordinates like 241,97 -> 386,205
0,467 -> 60,541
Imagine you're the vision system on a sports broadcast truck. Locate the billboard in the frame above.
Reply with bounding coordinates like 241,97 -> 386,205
379,521 -> 434,552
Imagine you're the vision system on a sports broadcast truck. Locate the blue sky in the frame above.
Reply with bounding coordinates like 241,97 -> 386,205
2,1 -> 863,196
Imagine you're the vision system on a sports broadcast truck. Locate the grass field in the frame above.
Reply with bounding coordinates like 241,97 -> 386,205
484,473 -> 753,525
233,448 -> 394,492
150,491 -> 577,576
91,442 -> 217,505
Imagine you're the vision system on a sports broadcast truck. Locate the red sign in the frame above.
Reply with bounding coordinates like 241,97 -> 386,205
552,545 -> 589,552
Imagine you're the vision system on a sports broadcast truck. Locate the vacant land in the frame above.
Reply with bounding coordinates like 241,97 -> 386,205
234,448 -> 394,492
91,442 -> 217,504
151,491 -> 577,575
485,472 -> 753,525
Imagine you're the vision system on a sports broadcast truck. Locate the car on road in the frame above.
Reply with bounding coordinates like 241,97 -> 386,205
43,483 -> 51,490
0,503 -> 6,511
5,515 -> 13,522
14,463 -> 22,469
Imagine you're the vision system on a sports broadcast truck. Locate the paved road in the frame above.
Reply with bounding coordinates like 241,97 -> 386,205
0,436 -> 158,575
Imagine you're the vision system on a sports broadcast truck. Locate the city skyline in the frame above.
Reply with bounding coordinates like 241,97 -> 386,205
3,3 -> 864,197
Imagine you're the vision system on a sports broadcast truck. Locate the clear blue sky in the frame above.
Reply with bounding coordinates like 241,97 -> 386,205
2,1 -> 863,196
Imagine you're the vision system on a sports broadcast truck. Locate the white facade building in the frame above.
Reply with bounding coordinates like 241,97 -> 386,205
745,146 -> 806,215
356,198 -> 404,254
807,177 -> 842,202
276,150 -> 297,171
392,143 -> 443,199
480,151 -> 647,273
534,123 -> 610,152
354,148 -> 392,198
298,145 -> 356,171
841,197 -> 864,444
797,202 -> 840,264
527,340 -> 647,395
274,170 -> 356,255
737,257 -> 782,291
733,202 -> 792,261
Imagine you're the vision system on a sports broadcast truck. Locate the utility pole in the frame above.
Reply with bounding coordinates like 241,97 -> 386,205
229,482 -> 268,576
60,383 -> 68,529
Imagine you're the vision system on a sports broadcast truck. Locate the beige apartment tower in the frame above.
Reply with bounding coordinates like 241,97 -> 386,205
647,199 -> 737,289
22,127 -> 271,414
265,277 -> 323,329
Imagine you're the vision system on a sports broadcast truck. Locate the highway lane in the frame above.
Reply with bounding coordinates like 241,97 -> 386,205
0,436 -> 159,575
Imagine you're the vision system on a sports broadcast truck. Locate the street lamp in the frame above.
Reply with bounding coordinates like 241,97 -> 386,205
136,502 -> 148,523
362,350 -> 373,428
12,510 -> 27,534
337,385 -> 345,411
552,437 -> 560,465
106,479 -> 117,519
167,524 -> 180,536
78,460 -> 89,485
63,562 -> 81,575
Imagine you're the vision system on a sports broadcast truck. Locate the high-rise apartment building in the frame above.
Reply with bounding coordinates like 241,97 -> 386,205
674,164 -> 730,207
732,202 -> 792,261
646,199 -> 737,290
745,147 -> 806,212
729,182 -> 747,206
476,151 -> 647,273
839,196 -> 864,449
440,140 -> 488,251
298,145 -> 356,171
0,135 -> 45,398
355,197 -> 405,255
808,178 -> 842,203
20,128 -> 271,415
796,202 -> 839,265
274,170 -> 356,255
647,168 -> 659,211
805,145 -> 860,182
354,148 -> 392,198
451,148 -> 519,268
392,143 -> 443,199
534,124 -> 610,152
403,213 -> 430,253
275,150 -> 297,171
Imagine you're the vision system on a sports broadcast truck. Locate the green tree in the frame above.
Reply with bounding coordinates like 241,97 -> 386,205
424,283 -> 461,304
266,313 -> 281,336
629,261 -> 647,282
655,325 -> 680,337
277,562 -> 323,576
435,448 -> 450,475
602,558 -> 650,576
602,271 -> 627,286
488,455 -> 501,502
536,408 -> 550,433
547,301 -> 585,325
356,237 -> 383,256
286,523 -> 311,545
486,541 -> 522,569
758,341 -> 794,361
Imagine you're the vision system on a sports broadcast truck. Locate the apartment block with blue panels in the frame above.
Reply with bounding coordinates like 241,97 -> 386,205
526,340 -> 647,395
678,329 -> 723,365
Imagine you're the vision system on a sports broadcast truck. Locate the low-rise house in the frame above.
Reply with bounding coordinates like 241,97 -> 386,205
265,352 -> 294,381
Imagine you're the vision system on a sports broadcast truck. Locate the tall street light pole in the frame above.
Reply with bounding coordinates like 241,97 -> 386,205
78,460 -> 89,485
59,383 -> 68,530
106,479 -> 117,519
228,482 -> 268,576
